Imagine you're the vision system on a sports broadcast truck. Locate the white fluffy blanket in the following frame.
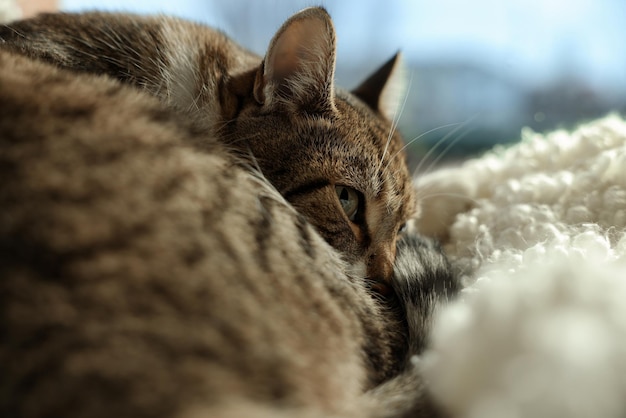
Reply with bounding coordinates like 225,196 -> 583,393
416,114 -> 626,418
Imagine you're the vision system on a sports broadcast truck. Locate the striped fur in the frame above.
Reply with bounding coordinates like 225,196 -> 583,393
0,7 -> 458,418
0,7 -> 415,286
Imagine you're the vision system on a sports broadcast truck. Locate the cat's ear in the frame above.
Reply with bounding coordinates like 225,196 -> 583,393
352,53 -> 407,121
253,7 -> 337,114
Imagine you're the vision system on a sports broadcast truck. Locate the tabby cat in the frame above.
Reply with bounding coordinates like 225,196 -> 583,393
0,7 -> 415,286
0,7 -> 458,418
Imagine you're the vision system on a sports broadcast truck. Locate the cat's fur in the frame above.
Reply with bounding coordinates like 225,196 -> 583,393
0,7 -> 416,286
0,7 -> 458,418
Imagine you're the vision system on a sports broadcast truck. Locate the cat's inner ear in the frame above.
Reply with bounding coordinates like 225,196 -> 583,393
254,7 -> 337,114
352,53 -> 407,121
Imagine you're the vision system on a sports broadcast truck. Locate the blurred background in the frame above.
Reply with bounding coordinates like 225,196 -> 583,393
59,0 -> 626,164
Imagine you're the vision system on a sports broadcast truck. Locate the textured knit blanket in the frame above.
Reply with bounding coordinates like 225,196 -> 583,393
417,114 -> 626,418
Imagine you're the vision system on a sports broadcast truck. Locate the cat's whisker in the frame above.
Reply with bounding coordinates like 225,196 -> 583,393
212,116 -> 246,138
412,115 -> 477,176
420,124 -> 476,176
380,122 -> 461,179
417,191 -> 480,207
412,124 -> 465,176
244,144 -> 265,176
212,117 -> 235,135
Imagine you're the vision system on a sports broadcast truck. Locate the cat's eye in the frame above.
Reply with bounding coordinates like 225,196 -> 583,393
335,186 -> 360,222
398,223 -> 408,234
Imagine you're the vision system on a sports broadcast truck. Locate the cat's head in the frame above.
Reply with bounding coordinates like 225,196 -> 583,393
222,7 -> 417,289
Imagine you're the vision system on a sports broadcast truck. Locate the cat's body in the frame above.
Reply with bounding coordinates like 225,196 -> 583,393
1,8 -> 415,285
0,8 -> 458,417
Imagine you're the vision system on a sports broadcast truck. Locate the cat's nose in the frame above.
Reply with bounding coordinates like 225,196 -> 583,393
367,242 -> 396,284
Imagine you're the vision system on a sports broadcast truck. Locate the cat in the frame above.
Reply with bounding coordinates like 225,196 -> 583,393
0,7 -> 459,418
0,46 -> 457,418
0,7 -> 416,289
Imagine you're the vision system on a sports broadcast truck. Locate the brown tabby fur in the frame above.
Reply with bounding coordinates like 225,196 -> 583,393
0,7 -> 455,418
0,7 -> 416,285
